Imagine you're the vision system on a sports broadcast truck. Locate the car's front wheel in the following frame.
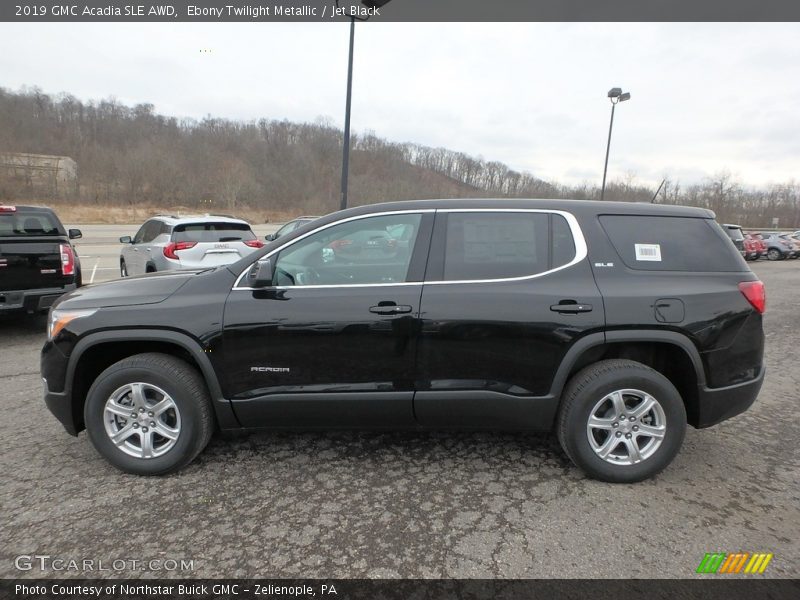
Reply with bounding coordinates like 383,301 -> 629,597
557,359 -> 686,483
84,353 -> 214,475
120,259 -> 127,277
767,248 -> 782,261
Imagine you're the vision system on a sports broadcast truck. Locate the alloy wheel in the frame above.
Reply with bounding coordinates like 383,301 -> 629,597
103,382 -> 181,459
586,389 -> 666,465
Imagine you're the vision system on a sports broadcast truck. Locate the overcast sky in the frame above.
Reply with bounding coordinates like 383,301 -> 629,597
1,22 -> 799,188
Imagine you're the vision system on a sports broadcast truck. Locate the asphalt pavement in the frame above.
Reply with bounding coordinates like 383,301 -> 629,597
1,258 -> 798,579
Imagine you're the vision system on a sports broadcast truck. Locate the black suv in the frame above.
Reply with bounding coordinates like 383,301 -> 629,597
41,199 -> 765,482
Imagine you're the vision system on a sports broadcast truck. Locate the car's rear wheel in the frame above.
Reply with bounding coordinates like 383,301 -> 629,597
84,353 -> 214,475
557,359 -> 686,483
767,248 -> 782,261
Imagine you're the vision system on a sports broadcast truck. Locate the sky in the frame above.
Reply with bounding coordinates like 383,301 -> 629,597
1,22 -> 799,188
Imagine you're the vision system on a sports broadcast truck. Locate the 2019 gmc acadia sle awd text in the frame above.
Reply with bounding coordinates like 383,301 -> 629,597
41,199 -> 765,482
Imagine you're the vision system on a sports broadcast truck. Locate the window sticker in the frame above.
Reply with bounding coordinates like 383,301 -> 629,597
635,243 -> 662,261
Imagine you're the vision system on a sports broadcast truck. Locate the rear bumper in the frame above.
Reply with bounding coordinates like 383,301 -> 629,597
0,284 -> 76,312
695,366 -> 765,428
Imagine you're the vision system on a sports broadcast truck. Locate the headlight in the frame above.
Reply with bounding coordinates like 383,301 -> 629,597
47,308 -> 98,339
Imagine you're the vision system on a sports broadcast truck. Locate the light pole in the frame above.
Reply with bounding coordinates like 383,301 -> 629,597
338,0 -> 392,211
600,87 -> 630,202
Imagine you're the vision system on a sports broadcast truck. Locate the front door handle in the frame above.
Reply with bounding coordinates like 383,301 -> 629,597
369,304 -> 413,315
550,302 -> 593,313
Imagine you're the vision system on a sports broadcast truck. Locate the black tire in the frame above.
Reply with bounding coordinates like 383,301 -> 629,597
767,248 -> 782,261
120,259 -> 127,277
84,353 -> 214,475
557,359 -> 686,483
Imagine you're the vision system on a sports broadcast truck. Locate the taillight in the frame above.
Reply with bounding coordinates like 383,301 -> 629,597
0,205 -> 16,212
163,241 -> 197,260
59,243 -> 75,276
244,239 -> 264,249
739,280 -> 766,314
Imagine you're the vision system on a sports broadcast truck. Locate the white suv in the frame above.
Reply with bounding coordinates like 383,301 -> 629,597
119,215 -> 263,277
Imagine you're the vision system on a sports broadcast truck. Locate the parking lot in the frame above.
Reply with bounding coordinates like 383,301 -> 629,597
1,241 -> 798,578
65,223 -> 281,284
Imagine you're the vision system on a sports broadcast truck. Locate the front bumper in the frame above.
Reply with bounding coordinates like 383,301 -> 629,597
41,340 -> 80,436
695,366 -> 765,428
43,380 -> 79,436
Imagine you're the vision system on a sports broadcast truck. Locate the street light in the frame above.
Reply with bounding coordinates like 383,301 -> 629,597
338,0 -> 393,211
600,87 -> 631,202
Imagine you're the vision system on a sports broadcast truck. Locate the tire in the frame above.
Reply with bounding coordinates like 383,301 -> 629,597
767,248 -> 782,261
557,359 -> 686,483
84,353 -> 214,475
120,259 -> 127,277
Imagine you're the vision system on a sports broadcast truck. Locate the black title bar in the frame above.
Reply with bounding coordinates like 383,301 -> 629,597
3,579 -> 800,600
3,0 -> 800,22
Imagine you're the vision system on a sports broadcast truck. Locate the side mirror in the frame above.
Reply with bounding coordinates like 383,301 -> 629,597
119,236 -> 132,244
68,229 -> 82,239
265,233 -> 277,242
247,258 -> 274,288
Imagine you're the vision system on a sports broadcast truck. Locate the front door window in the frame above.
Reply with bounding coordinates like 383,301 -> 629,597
273,213 -> 423,286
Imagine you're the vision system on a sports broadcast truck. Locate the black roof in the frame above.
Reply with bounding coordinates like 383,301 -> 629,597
329,198 -> 715,220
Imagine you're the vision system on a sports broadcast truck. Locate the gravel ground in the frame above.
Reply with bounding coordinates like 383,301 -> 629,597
1,261 -> 798,579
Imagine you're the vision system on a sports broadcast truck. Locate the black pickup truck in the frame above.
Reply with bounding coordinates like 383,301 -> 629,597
0,205 -> 82,313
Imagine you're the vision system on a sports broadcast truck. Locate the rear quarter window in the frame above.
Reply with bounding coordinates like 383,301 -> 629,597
599,215 -> 747,272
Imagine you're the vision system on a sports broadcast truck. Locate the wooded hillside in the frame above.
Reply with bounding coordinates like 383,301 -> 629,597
1,87 -> 798,227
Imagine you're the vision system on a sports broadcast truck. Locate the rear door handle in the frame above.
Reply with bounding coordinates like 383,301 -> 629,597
369,304 -> 413,315
550,303 -> 593,313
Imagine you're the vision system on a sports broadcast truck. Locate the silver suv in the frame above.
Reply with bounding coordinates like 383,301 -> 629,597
119,215 -> 263,277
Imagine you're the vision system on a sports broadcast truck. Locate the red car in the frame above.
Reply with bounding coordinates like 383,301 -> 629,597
744,233 -> 765,261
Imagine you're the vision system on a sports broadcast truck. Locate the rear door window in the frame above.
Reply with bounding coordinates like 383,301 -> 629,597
439,212 -> 576,281
172,222 -> 256,243
599,215 -> 746,272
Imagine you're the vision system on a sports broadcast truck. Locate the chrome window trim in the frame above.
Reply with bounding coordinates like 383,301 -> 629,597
232,209 -> 434,290
231,207 -> 587,291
